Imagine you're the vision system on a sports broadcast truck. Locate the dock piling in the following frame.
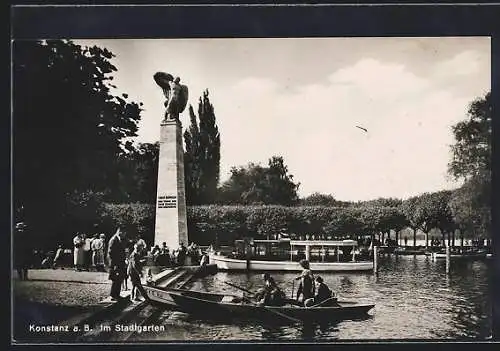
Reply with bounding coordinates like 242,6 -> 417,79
445,245 -> 450,274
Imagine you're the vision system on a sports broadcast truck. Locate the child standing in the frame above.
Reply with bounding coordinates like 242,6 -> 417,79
127,243 -> 150,302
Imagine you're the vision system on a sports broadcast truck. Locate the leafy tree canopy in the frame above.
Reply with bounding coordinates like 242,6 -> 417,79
218,156 -> 300,205
448,92 -> 491,180
14,40 -> 143,241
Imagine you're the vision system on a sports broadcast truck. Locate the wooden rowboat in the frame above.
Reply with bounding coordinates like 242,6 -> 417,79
165,289 -> 375,323
431,251 -> 487,260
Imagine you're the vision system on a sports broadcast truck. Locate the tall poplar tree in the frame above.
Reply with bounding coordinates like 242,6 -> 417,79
184,90 -> 221,204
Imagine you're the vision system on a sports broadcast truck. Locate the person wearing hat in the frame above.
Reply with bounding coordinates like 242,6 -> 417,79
255,273 -> 286,306
295,259 -> 315,305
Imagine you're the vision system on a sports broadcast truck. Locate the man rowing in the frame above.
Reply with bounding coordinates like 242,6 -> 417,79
254,273 -> 286,306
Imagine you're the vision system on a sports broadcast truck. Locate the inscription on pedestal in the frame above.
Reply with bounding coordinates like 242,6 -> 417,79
154,120 -> 189,249
157,195 -> 177,209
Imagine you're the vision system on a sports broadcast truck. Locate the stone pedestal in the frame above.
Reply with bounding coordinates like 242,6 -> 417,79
154,119 -> 188,250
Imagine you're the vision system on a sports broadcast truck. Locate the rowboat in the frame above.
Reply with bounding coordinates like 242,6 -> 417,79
145,284 -> 241,307
165,289 -> 375,323
209,239 -> 374,272
431,251 -> 487,260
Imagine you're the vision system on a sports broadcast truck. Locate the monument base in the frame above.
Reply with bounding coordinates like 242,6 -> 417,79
154,119 -> 188,250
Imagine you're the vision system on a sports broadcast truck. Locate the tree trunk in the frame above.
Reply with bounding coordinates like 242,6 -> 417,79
395,230 -> 399,246
425,231 -> 429,248
441,231 -> 446,246
461,235 -> 464,247
447,231 -> 451,247
452,230 -> 456,247
413,228 -> 417,247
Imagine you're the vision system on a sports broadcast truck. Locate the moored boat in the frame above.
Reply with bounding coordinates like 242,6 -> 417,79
431,250 -> 487,260
166,289 -> 375,323
394,247 -> 427,255
209,239 -> 374,272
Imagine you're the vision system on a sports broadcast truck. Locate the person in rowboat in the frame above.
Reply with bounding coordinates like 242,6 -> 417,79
255,273 -> 286,306
295,259 -> 315,305
304,276 -> 337,307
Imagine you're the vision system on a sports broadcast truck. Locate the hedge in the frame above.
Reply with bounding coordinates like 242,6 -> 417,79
98,204 -> 406,246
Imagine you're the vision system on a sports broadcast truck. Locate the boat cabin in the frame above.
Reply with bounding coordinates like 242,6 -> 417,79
233,238 -> 360,262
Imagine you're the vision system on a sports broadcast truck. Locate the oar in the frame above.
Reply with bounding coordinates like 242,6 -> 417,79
224,281 -> 255,296
223,281 -> 300,323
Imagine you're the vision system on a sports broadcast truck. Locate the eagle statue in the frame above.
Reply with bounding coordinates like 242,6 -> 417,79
153,72 -> 189,121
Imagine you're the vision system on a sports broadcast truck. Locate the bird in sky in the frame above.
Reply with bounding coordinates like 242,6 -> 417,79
355,125 -> 368,132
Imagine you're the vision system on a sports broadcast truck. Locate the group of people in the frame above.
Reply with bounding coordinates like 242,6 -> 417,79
253,259 -> 336,307
108,228 -> 150,302
73,232 -> 107,271
150,241 -> 204,267
150,242 -> 188,267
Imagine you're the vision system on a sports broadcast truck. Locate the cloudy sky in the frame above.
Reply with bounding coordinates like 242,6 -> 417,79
77,37 -> 490,201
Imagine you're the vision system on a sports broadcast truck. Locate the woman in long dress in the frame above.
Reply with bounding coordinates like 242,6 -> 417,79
92,234 -> 106,271
73,233 -> 85,271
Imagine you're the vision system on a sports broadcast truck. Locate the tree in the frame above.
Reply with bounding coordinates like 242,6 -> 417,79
266,156 -> 300,205
417,191 -> 455,247
449,171 -> 491,240
184,91 -> 221,205
447,92 -> 491,240
375,207 -> 409,244
218,156 -> 300,205
13,40 -> 142,245
400,196 -> 422,247
355,197 -> 403,208
322,208 -> 363,239
448,92 -> 491,180
300,193 -> 345,206
111,142 -> 159,203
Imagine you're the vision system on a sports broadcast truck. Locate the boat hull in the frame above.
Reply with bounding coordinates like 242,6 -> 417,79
167,291 -> 374,323
144,285 -> 236,307
431,252 -> 487,259
208,253 -> 373,272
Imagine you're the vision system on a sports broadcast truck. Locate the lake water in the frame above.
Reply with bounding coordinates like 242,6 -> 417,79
135,255 -> 493,341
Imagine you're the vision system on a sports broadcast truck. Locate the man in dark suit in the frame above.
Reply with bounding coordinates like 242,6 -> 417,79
107,228 -> 127,301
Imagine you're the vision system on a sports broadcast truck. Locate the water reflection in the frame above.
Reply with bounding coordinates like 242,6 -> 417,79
169,255 -> 492,340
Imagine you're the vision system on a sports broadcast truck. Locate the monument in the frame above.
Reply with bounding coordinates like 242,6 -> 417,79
153,72 -> 189,250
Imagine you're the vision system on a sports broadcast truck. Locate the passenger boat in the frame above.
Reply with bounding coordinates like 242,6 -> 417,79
208,239 -> 373,272
166,289 -> 375,323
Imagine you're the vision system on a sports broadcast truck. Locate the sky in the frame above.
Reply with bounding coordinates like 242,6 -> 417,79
76,37 -> 490,201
